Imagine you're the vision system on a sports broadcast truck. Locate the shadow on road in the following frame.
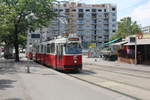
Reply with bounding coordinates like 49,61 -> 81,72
0,60 -> 16,75
81,69 -> 96,75
0,79 -> 16,90
5,98 -> 22,100
63,69 -> 96,75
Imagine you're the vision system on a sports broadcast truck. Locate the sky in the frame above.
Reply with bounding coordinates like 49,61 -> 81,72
59,0 -> 150,27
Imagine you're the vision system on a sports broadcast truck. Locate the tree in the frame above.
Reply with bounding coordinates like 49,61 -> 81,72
0,0 -> 56,61
111,17 -> 141,40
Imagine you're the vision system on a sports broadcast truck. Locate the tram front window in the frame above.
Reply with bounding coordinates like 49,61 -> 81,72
65,43 -> 82,54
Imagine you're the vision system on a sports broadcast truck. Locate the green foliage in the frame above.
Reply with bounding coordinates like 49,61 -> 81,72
110,17 -> 141,40
18,33 -> 27,48
1,0 -> 56,32
0,0 -> 56,61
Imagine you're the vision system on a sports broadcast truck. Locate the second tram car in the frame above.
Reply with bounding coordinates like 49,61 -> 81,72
31,34 -> 82,71
26,44 -> 33,59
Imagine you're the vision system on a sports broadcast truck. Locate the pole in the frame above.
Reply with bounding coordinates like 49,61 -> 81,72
27,58 -> 30,73
135,37 -> 137,65
58,1 -> 60,36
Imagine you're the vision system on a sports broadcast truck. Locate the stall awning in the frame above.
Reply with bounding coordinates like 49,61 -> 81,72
104,38 -> 122,46
125,39 -> 150,45
111,41 -> 128,46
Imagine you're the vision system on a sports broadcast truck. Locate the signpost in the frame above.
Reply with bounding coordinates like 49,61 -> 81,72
129,36 -> 137,64
135,38 -> 137,65
26,58 -> 30,73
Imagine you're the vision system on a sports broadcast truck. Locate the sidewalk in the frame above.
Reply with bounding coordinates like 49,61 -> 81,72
0,57 -> 133,100
83,56 -> 150,72
0,58 -> 30,100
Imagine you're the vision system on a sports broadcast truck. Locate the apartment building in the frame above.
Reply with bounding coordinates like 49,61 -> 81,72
51,2 -> 117,48
26,30 -> 41,53
142,25 -> 150,34
28,2 -> 117,48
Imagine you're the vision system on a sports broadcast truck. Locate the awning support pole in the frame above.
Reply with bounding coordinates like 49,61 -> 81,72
135,38 -> 137,65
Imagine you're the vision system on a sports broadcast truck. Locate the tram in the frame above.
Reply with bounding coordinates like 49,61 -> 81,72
26,44 -> 33,59
29,34 -> 82,71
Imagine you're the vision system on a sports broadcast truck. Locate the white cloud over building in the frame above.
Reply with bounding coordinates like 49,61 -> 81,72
131,0 -> 150,27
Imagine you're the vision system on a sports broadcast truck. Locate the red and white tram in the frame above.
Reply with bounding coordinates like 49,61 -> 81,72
30,34 -> 82,71
26,44 -> 33,59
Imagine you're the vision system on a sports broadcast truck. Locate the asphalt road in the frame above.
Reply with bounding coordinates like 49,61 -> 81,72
0,56 -> 133,100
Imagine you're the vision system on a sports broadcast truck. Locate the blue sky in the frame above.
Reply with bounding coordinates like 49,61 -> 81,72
59,0 -> 150,27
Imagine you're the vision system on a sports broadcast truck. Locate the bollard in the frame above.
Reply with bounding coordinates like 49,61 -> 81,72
26,58 -> 30,73
27,64 -> 30,73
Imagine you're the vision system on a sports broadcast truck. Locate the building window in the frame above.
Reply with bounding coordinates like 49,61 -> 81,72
104,13 -> 109,17
94,30 -> 96,34
78,9 -> 83,12
92,9 -> 96,12
86,9 -> 90,12
92,20 -> 97,23
112,19 -> 116,22
78,3 -> 82,7
63,4 -> 66,7
59,9 -> 63,12
54,9 -> 58,11
112,24 -> 116,27
104,35 -> 109,39
65,9 -> 69,12
112,13 -> 116,16
98,9 -> 102,12
78,13 -> 84,18
104,9 -> 106,12
72,9 -> 76,12
92,13 -> 97,18
112,30 -> 116,32
98,36 -> 102,38
112,8 -> 116,11
94,36 -> 96,40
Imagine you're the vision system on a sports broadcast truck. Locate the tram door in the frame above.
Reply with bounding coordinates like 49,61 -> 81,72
56,44 -> 63,68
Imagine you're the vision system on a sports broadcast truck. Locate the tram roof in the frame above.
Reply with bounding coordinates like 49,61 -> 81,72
41,34 -> 81,44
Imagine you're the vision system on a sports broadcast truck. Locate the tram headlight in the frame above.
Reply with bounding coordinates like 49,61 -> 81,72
74,60 -> 77,64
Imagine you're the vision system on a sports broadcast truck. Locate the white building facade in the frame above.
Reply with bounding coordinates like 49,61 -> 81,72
142,25 -> 150,34
26,30 -> 41,53
52,2 -> 117,48
27,2 -> 117,49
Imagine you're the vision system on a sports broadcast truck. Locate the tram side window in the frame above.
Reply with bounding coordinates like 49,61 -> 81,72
41,45 -> 43,53
37,46 -> 39,53
44,45 -> 47,53
36,46 -> 38,53
51,43 -> 55,53
60,45 -> 63,56
47,44 -> 50,53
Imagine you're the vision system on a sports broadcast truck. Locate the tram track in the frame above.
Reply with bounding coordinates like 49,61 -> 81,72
67,63 -> 150,100
84,63 -> 150,74
68,74 -> 141,100
83,64 -> 150,91
85,65 -> 150,79
84,63 -> 150,79
81,70 -> 150,91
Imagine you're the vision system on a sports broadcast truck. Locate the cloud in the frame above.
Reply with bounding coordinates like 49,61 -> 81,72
131,0 -> 150,26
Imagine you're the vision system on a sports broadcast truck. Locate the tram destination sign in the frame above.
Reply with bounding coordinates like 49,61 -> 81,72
68,38 -> 79,41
